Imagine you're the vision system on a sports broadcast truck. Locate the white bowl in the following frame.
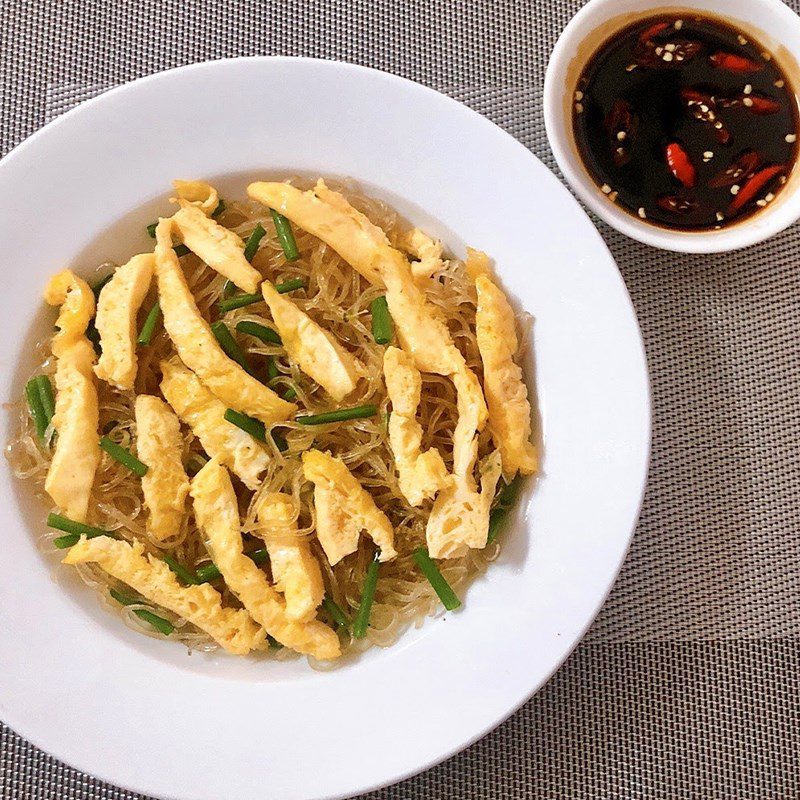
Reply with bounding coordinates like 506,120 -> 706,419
544,0 -> 800,253
0,58 -> 650,800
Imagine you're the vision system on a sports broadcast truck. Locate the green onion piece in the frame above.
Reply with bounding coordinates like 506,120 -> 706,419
146,221 -> 157,238
236,320 -> 282,345
99,436 -> 149,477
196,549 -> 268,584
412,547 -> 461,611
223,408 -> 266,442
296,404 -> 377,426
173,244 -> 191,257
49,513 -> 112,548
92,273 -> 114,297
243,223 -> 267,262
217,293 -> 261,313
322,596 -> 350,630
222,279 -> 236,298
109,587 -> 139,606
272,432 -> 289,453
137,301 -> 161,346
487,476 -> 521,545
283,387 -> 297,402
370,295 -> 393,344
353,557 -> 380,639
35,375 -> 55,425
86,322 -> 101,354
163,554 -> 200,585
25,378 -> 47,440
265,355 -> 279,382
212,199 -> 226,218
211,321 -> 254,375
267,635 -> 283,649
135,609 -> 175,636
275,278 -> 305,294
270,209 -> 300,261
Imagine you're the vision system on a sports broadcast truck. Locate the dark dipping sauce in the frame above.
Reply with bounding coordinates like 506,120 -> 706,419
573,14 -> 799,230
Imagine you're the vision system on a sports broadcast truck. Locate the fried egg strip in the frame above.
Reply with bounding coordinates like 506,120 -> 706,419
94,253 -> 154,390
135,394 -> 190,542
191,460 -> 340,660
400,227 -> 444,281
302,449 -> 397,565
170,179 -> 220,216
43,271 -> 100,522
154,219 -> 296,425
256,493 -> 325,623
63,536 -> 263,654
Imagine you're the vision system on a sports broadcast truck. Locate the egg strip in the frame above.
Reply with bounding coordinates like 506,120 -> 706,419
400,227 -> 444,281
383,347 -> 448,506
302,449 -> 397,565
190,460 -> 341,660
256,492 -> 325,623
154,219 -> 296,425
261,280 -> 362,402
170,179 -> 219,216
43,271 -> 101,523
159,360 -> 269,491
135,395 -> 190,542
62,536 -> 264,655
93,253 -> 154,390
171,205 -> 261,293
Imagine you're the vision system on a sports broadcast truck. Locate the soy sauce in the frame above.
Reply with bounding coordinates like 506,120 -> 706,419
573,15 -> 799,230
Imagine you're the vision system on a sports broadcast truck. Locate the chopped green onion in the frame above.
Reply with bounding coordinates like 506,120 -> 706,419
412,548 -> 461,610
163,554 -> 200,585
137,301 -> 161,346
223,408 -> 266,442
196,549 -> 269,584
243,223 -> 267,262
322,596 -> 349,630
270,209 -> 300,261
265,355 -> 279,382
25,378 -> 47,441
487,476 -> 521,545
296,404 -> 377,426
211,321 -> 254,375
217,293 -> 262,313
272,432 -> 289,453
99,436 -> 149,477
184,453 -> 208,478
370,295 -> 393,344
275,278 -> 305,294
146,221 -> 157,238
267,635 -> 283,649
86,322 -> 101,354
173,244 -> 191,257
49,513 -> 112,549
92,273 -> 114,297
236,320 -> 282,345
36,375 -> 55,425
222,279 -> 237,298
212,199 -> 226,218
353,557 -> 380,639
283,387 -> 297,401
110,589 -> 175,635
109,587 -> 139,605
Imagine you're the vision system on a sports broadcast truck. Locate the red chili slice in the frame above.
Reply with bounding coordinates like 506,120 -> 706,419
665,142 -> 697,188
747,95 -> 781,115
638,21 -> 670,43
730,165 -> 785,211
657,194 -> 699,214
709,52 -> 765,72
605,99 -> 638,166
708,150 -> 763,188
680,88 -> 731,145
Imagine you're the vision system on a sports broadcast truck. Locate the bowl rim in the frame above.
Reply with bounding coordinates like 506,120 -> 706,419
543,0 -> 800,253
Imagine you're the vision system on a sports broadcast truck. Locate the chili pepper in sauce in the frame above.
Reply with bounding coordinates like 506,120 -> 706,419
572,13 -> 797,230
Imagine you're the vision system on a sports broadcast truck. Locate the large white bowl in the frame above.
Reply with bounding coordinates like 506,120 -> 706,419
0,58 -> 650,800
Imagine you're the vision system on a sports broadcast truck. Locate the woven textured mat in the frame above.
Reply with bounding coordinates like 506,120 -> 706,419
2,1 -> 800,797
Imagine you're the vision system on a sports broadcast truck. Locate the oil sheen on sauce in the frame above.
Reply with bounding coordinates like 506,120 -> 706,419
573,15 -> 799,230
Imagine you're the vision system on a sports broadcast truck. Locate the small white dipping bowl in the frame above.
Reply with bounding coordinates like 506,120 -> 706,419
544,0 -> 800,253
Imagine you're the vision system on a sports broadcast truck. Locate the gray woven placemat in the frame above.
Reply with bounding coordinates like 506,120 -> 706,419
3,1 -> 800,798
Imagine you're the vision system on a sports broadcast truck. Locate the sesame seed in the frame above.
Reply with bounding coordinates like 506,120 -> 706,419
762,52 -> 772,61
608,191 -> 618,202
700,104 -> 710,113
601,184 -> 612,194
744,84 -> 752,95
662,51 -> 674,62
674,19 -> 683,29
575,90 -> 584,101
625,63 -> 637,72
665,43 -> 676,52
756,199 -> 767,207
575,102 -> 584,114
714,225 -> 722,230
765,192 -> 775,202
716,212 -> 724,222
655,46 -> 663,55
731,185 -> 740,195
738,35 -> 748,45
617,131 -> 627,141
714,121 -> 723,129
775,79 -> 785,88
786,134 -> 797,143
638,207 -> 647,219
743,97 -> 754,107
616,147 -> 625,156
780,175 -> 788,184
676,54 -> 685,61
704,151 -> 714,160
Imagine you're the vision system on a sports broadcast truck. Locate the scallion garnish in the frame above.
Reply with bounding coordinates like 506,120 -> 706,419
195,549 -> 269,584
265,355 -> 279,382
222,279 -> 237,298
353,556 -> 380,639
146,222 -> 157,238
270,209 -> 300,261
322,596 -> 350,630
217,293 -> 262,314
223,408 -> 266,442
163,554 -> 200,585
173,244 -> 191,257
412,547 -> 461,610
110,589 -> 174,635
370,295 -> 393,344
211,321 -> 254,375
36,375 -> 55,425
235,320 -> 282,346
99,436 -> 149,477
275,278 -> 305,294
283,387 -> 297,402
91,273 -> 114,297
137,301 -> 161,346
487,476 -> 521,545
212,199 -> 226,218
243,223 -> 267,262
48,513 -> 112,549
296,404 -> 377,426
25,378 -> 48,441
